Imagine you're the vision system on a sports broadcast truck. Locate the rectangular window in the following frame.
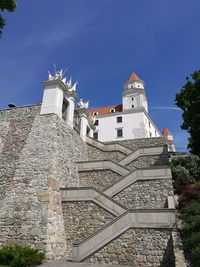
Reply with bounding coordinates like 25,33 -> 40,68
94,120 -> 99,126
117,116 -> 122,123
149,131 -> 152,138
132,105 -> 134,108
93,132 -> 98,140
117,129 -> 123,138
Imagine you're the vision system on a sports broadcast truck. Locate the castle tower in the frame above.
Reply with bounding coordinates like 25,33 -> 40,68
40,71 -> 77,128
162,127 -> 176,152
122,72 -> 148,112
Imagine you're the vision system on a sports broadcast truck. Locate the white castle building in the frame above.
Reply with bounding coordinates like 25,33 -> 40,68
40,70 -> 175,151
90,73 -> 166,142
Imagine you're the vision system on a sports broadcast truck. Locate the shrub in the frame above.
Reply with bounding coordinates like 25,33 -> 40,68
173,174 -> 193,194
180,203 -> 200,266
0,244 -> 45,267
171,155 -> 200,182
178,182 -> 200,212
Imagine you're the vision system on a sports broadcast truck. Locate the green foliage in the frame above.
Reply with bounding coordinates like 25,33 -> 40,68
180,203 -> 200,266
0,244 -> 45,267
170,155 -> 200,193
171,153 -> 200,265
171,155 -> 200,181
175,70 -> 200,156
0,0 -> 16,36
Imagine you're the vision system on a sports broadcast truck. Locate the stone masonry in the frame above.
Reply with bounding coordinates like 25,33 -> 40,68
0,105 -> 183,266
62,201 -> 115,255
113,179 -> 174,209
0,106 -> 87,260
87,144 -> 126,162
85,229 -> 175,267
126,154 -> 169,170
79,170 -> 122,191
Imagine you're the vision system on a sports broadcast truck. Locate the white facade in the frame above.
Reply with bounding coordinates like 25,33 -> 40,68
93,108 -> 160,142
90,73 -> 161,142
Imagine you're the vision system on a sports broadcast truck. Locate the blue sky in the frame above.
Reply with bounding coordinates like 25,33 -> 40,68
1,0 -> 200,151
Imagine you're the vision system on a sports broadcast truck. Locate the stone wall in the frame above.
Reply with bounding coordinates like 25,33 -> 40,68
0,105 -> 40,200
126,154 -> 169,170
113,179 -> 174,209
85,228 -> 175,267
0,104 -> 41,120
106,137 -> 165,151
62,201 -> 115,255
0,111 -> 88,260
55,117 -> 88,187
79,170 -> 122,191
87,144 -> 126,162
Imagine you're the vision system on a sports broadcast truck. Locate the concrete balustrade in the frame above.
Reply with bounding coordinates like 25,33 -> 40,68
78,160 -> 130,176
118,145 -> 168,166
86,136 -> 132,155
61,188 -> 126,216
104,166 -> 172,197
71,209 -> 176,262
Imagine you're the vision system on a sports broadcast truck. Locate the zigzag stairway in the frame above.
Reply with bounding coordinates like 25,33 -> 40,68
61,137 -> 177,267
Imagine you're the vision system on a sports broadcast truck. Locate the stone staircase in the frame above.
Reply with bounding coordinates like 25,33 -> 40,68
71,209 -> 175,262
61,137 -> 176,266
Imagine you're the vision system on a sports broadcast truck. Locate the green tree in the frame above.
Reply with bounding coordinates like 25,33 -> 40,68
176,70 -> 200,156
0,0 -> 16,36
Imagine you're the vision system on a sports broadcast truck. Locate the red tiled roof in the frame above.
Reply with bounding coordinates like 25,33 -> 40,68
89,104 -> 122,116
128,72 -> 140,81
162,128 -> 172,136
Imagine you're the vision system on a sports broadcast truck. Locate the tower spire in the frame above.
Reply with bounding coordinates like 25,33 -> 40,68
128,72 -> 140,81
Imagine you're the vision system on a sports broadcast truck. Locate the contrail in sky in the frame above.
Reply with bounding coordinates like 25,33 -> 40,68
149,106 -> 181,111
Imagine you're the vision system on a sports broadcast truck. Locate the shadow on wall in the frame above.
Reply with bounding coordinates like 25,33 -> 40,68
126,146 -> 169,170
0,116 -> 35,200
160,235 -> 175,267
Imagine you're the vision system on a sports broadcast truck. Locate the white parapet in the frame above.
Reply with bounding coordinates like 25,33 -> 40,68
40,79 -> 66,118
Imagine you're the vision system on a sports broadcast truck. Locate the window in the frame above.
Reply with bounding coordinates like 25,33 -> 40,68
117,129 -> 123,138
155,130 -> 157,136
94,120 -> 99,126
93,111 -> 98,116
149,121 -> 151,128
93,132 -> 98,140
132,105 -> 134,108
132,97 -> 134,101
149,131 -> 152,138
110,108 -> 115,113
117,116 -> 122,123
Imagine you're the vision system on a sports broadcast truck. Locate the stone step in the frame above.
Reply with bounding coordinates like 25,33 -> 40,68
118,145 -> 168,167
39,259 -> 131,267
86,136 -> 132,155
78,160 -> 130,176
61,187 -> 126,216
104,166 -> 172,197
71,209 -> 176,262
